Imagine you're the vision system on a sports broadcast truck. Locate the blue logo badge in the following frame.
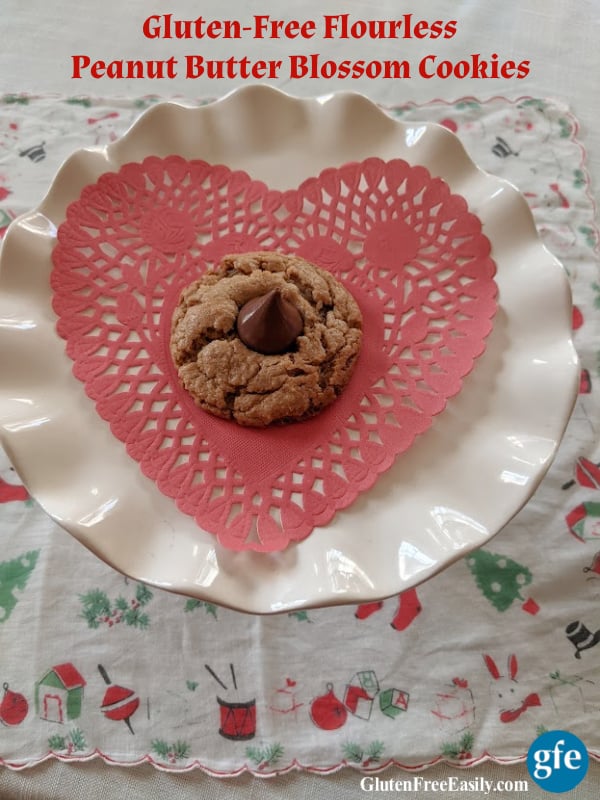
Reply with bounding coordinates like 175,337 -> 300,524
527,730 -> 588,792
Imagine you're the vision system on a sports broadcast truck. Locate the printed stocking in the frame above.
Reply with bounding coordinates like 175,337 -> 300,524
354,588 -> 422,630
354,601 -> 384,620
390,588 -> 422,631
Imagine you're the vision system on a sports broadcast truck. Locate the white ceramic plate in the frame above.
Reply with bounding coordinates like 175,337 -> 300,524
0,86 -> 578,614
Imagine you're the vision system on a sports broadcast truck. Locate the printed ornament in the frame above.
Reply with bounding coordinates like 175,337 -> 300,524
51,155 -> 497,552
310,684 -> 347,730
0,683 -> 28,726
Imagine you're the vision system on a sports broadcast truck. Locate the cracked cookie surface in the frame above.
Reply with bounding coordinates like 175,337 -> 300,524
170,251 -> 363,427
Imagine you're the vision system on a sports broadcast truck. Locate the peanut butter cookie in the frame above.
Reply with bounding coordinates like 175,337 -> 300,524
170,251 -> 362,427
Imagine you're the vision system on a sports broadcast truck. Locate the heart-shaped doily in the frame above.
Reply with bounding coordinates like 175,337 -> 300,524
51,156 -> 497,551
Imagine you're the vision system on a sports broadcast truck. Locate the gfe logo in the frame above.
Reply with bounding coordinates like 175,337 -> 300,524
527,730 -> 588,792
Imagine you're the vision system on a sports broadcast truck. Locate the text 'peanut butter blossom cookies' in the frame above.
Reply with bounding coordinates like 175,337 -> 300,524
170,252 -> 363,427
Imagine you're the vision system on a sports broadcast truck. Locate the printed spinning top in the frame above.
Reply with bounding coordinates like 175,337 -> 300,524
98,665 -> 139,734
236,289 -> 303,354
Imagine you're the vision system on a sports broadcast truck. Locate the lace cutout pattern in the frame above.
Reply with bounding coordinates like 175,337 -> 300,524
51,156 -> 497,551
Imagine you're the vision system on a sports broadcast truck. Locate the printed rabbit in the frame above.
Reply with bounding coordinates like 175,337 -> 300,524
483,653 -> 542,723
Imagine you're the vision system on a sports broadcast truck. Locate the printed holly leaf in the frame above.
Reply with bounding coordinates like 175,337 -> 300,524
581,228 -> 598,249
263,743 -> 284,766
342,741 -> 385,766
80,589 -> 111,628
573,169 -> 586,189
134,96 -> 161,109
441,741 -> 460,758
122,608 -> 149,629
65,97 -> 92,107
186,681 -> 199,692
442,730 -> 474,760
558,117 -> 573,138
288,610 -> 311,623
246,743 -> 284,767
81,608 -> 101,629
114,596 -> 129,613
150,739 -> 190,764
80,585 -> 152,630
81,589 -> 111,612
0,550 -> 39,622
151,739 -> 170,759
151,739 -> 191,762
70,728 -> 87,751
246,746 -> 262,764
2,94 -> 30,105
388,105 -> 412,118
48,734 -> 67,751
342,742 -> 364,763
517,99 -> 547,112
135,583 -> 153,606
365,741 -> 385,761
184,599 -> 217,617
172,740 -> 191,760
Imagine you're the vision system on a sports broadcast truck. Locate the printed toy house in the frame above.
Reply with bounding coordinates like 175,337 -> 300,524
36,663 -> 86,723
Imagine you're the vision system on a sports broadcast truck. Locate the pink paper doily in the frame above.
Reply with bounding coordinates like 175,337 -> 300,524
51,156 -> 497,551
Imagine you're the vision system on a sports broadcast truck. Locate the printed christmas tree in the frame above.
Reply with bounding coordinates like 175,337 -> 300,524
466,550 -> 532,612
0,550 -> 39,622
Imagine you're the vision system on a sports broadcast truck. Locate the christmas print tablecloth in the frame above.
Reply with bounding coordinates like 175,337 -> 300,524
0,94 -> 599,775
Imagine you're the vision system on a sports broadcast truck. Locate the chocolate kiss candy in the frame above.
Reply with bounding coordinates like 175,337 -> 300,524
237,289 -> 303,355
